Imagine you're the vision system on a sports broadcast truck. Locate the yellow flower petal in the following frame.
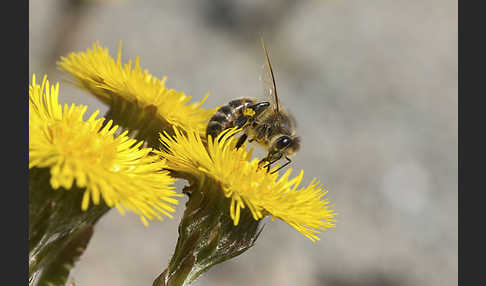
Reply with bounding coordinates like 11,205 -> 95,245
58,42 -> 216,137
158,127 -> 336,241
29,74 -> 181,223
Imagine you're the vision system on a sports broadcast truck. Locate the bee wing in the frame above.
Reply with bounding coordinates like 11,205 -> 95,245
259,38 -> 280,114
260,63 -> 278,111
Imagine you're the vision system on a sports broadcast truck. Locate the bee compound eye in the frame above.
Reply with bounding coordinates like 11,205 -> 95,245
275,136 -> 291,149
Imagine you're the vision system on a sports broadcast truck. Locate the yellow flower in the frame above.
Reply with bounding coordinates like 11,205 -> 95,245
57,42 -> 216,137
158,128 -> 336,241
29,74 -> 181,225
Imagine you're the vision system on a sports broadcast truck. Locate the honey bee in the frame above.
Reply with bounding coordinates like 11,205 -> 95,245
206,38 -> 300,173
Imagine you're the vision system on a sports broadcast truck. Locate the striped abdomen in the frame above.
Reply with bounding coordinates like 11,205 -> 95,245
206,97 -> 258,139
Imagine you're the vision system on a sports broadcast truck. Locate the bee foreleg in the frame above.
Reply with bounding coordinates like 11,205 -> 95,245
235,133 -> 248,149
263,153 -> 283,173
270,156 -> 291,174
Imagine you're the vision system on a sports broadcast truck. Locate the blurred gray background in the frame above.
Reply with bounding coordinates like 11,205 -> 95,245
29,0 -> 457,285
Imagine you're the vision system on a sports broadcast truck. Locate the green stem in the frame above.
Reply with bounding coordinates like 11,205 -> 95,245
36,225 -> 93,286
29,167 -> 110,286
153,176 -> 263,286
104,95 -> 173,149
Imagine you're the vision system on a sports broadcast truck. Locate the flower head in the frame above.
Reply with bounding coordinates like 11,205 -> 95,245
29,74 -> 181,225
57,42 -> 216,137
158,128 -> 336,241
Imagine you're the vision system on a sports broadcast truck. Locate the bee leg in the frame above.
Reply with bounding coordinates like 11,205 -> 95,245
248,138 -> 254,143
263,153 -> 283,173
250,102 -> 270,114
235,134 -> 248,149
258,157 -> 268,170
270,156 -> 292,174
235,116 -> 249,128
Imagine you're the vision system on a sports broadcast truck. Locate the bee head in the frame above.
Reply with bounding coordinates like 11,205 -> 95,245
269,135 -> 300,159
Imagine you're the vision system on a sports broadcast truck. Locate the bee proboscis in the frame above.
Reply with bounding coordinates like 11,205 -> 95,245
206,38 -> 300,173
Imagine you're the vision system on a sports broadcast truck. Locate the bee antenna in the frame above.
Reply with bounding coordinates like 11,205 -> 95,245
260,37 -> 279,113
